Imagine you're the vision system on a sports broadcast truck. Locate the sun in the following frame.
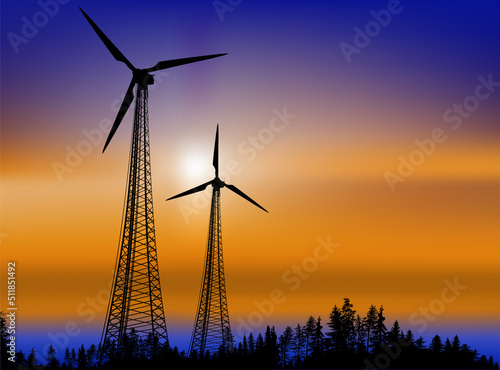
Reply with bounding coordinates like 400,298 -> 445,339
182,152 -> 210,183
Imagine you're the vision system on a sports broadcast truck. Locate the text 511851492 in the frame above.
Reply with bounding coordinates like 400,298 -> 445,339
7,261 -> 17,362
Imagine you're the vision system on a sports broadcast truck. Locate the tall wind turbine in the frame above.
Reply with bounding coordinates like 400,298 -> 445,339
166,125 -> 268,356
79,8 -> 226,358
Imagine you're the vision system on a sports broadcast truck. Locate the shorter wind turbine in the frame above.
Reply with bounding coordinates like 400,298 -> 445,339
166,125 -> 267,355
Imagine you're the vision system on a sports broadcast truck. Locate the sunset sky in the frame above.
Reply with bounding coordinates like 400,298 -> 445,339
1,0 -> 499,362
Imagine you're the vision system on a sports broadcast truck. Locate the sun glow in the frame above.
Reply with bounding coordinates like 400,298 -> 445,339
182,152 -> 211,183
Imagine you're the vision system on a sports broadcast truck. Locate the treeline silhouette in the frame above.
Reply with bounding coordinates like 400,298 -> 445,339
2,300 -> 498,369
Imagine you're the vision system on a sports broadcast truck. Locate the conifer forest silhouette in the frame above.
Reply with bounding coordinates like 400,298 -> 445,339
2,299 -> 498,369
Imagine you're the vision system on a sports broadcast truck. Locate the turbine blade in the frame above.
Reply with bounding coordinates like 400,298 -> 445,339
213,125 -> 219,177
225,184 -> 268,213
79,8 -> 135,71
166,181 -> 213,201
145,53 -> 227,72
103,78 -> 135,153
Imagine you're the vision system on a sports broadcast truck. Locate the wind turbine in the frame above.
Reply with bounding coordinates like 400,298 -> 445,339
79,8 -> 226,358
79,8 -> 226,152
166,125 -> 267,356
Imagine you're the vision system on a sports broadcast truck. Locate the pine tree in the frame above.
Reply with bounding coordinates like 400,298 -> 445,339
444,338 -> 451,352
256,333 -> 264,353
0,313 -> 12,369
278,335 -> 285,365
364,305 -> 378,351
263,326 -> 279,366
46,344 -> 59,368
123,328 -> 140,359
311,316 -> 324,356
479,355 -> 488,368
16,350 -> 27,367
415,336 -> 426,349
144,333 -> 153,359
292,324 -> 305,364
398,330 -> 406,346
242,334 -> 249,355
429,335 -> 443,353
86,344 -> 97,368
64,348 -> 72,368
354,314 -> 367,353
71,348 -> 77,368
339,298 -> 356,351
373,306 -> 387,345
304,316 -> 316,358
248,332 -> 255,354
488,356 -> 494,369
264,326 -> 272,347
387,320 -> 401,343
223,326 -> 235,354
327,305 -> 342,351
278,326 -> 294,366
27,348 -> 37,368
451,335 -> 461,352
189,349 -> 198,359
100,340 -> 109,364
405,330 -> 415,347
77,344 -> 87,369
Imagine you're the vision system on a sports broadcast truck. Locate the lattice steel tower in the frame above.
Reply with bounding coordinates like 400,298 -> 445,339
79,8 -> 226,356
166,125 -> 268,356
191,185 -> 230,355
101,86 -> 169,352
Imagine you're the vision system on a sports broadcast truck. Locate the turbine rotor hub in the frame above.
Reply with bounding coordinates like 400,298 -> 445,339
213,177 -> 225,190
134,69 -> 154,88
